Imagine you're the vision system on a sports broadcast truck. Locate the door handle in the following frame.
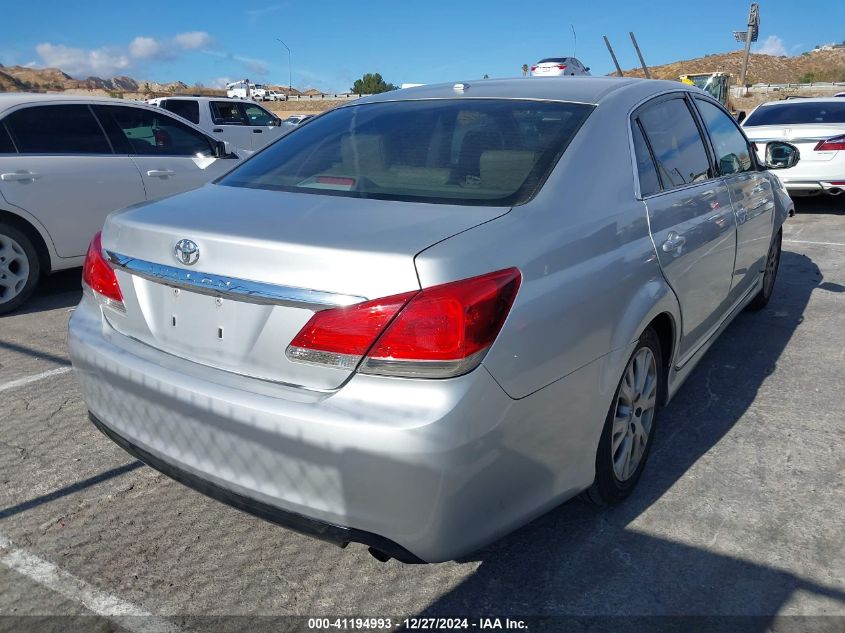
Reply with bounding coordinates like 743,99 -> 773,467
146,169 -> 175,178
661,232 -> 686,253
213,128 -> 224,133
252,129 -> 263,133
1,171 -> 40,182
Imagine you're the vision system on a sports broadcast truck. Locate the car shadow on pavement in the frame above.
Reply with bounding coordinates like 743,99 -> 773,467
413,250 -> 845,624
2,268 -> 82,318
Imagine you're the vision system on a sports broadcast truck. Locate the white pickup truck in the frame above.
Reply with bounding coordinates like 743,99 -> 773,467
147,96 -> 294,152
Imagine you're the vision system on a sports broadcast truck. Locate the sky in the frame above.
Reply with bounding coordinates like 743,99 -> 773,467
1,0 -> 843,92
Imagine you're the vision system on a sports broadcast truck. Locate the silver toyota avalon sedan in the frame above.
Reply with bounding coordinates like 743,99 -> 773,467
69,77 -> 797,563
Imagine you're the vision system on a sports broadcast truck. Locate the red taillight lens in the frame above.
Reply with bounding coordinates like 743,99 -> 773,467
82,232 -> 124,308
815,135 -> 845,151
287,291 -> 417,370
557,64 -> 567,70
286,268 -> 521,378
530,66 -> 538,71
153,129 -> 171,147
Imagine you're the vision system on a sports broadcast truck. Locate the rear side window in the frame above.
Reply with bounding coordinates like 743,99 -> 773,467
95,105 -> 213,157
695,99 -> 754,175
632,121 -> 660,197
219,99 -> 594,206
211,101 -> 246,125
638,98 -> 711,190
0,123 -> 15,153
5,104 -> 111,154
242,103 -> 275,126
162,99 -> 200,124
744,101 -> 845,126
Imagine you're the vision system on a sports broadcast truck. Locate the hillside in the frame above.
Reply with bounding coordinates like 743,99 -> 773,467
621,48 -> 845,84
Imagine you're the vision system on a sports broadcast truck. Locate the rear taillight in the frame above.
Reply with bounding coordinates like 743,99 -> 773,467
82,232 -> 124,310
286,268 -> 521,378
815,135 -> 845,151
557,64 -> 567,70
530,66 -> 538,71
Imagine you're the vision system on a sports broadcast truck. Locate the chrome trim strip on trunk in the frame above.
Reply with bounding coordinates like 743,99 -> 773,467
105,251 -> 367,309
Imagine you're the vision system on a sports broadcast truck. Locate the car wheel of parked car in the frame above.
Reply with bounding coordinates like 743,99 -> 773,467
0,223 -> 40,315
746,230 -> 782,312
585,327 -> 662,506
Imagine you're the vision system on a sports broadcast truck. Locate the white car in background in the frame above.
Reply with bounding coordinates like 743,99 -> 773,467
530,57 -> 591,77
742,98 -> 845,196
0,94 -> 241,314
282,114 -> 314,125
148,96 -> 293,152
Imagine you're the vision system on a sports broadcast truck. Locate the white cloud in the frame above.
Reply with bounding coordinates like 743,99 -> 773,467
174,31 -> 213,50
35,43 -> 130,77
129,36 -> 162,60
210,76 -> 234,88
755,35 -> 787,57
245,4 -> 287,24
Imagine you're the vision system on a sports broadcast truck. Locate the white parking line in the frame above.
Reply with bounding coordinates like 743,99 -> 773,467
0,367 -> 72,393
785,239 -> 845,247
0,532 -> 184,633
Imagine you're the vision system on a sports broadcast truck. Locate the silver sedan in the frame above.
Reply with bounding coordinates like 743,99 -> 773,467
69,77 -> 797,563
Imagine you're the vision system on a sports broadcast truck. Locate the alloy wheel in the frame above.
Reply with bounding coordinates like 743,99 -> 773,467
0,233 -> 30,305
612,347 -> 658,482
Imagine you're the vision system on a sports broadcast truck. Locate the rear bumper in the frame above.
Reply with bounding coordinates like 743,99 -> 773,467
69,295 -> 601,562
88,412 -> 424,563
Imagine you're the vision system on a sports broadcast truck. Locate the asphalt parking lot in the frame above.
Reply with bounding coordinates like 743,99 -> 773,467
1,198 -> 843,632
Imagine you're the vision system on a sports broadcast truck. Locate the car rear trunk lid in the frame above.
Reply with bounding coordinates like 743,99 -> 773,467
101,184 -> 509,391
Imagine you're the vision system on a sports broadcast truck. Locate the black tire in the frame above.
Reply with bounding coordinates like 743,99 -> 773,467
0,222 -> 40,316
584,327 -> 663,506
746,229 -> 782,312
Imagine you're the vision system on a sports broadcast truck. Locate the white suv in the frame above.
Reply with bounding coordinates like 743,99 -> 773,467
0,94 -> 241,313
148,96 -> 293,152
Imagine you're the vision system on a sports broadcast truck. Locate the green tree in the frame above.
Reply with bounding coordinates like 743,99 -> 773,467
351,73 -> 397,95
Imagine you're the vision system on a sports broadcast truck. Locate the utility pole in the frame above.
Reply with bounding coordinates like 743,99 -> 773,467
276,37 -> 292,95
629,32 -> 651,78
739,3 -> 759,87
603,36 -> 624,77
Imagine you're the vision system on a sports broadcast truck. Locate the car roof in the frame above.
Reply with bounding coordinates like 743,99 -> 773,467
0,92 -> 151,110
348,77 -> 688,108
149,96 -> 241,102
757,97 -> 845,106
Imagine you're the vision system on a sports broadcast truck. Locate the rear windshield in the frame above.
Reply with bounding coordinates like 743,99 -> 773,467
218,99 -> 593,206
744,101 -> 845,126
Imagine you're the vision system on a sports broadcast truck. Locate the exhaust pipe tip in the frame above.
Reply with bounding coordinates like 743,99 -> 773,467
827,187 -> 843,196
367,547 -> 392,563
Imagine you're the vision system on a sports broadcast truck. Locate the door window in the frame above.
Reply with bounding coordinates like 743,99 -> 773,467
161,99 -> 200,124
637,98 -> 712,191
96,105 -> 214,157
211,101 -> 246,125
241,103 -> 275,126
0,123 -> 15,153
632,121 -> 660,197
4,104 -> 111,154
695,99 -> 755,175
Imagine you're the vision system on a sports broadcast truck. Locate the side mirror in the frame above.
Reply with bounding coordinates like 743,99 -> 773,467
735,110 -> 747,124
271,117 -> 281,127
585,67 -> 590,72
214,140 -> 237,159
765,141 -> 800,170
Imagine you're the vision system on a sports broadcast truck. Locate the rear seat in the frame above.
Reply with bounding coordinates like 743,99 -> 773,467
480,151 -> 539,190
